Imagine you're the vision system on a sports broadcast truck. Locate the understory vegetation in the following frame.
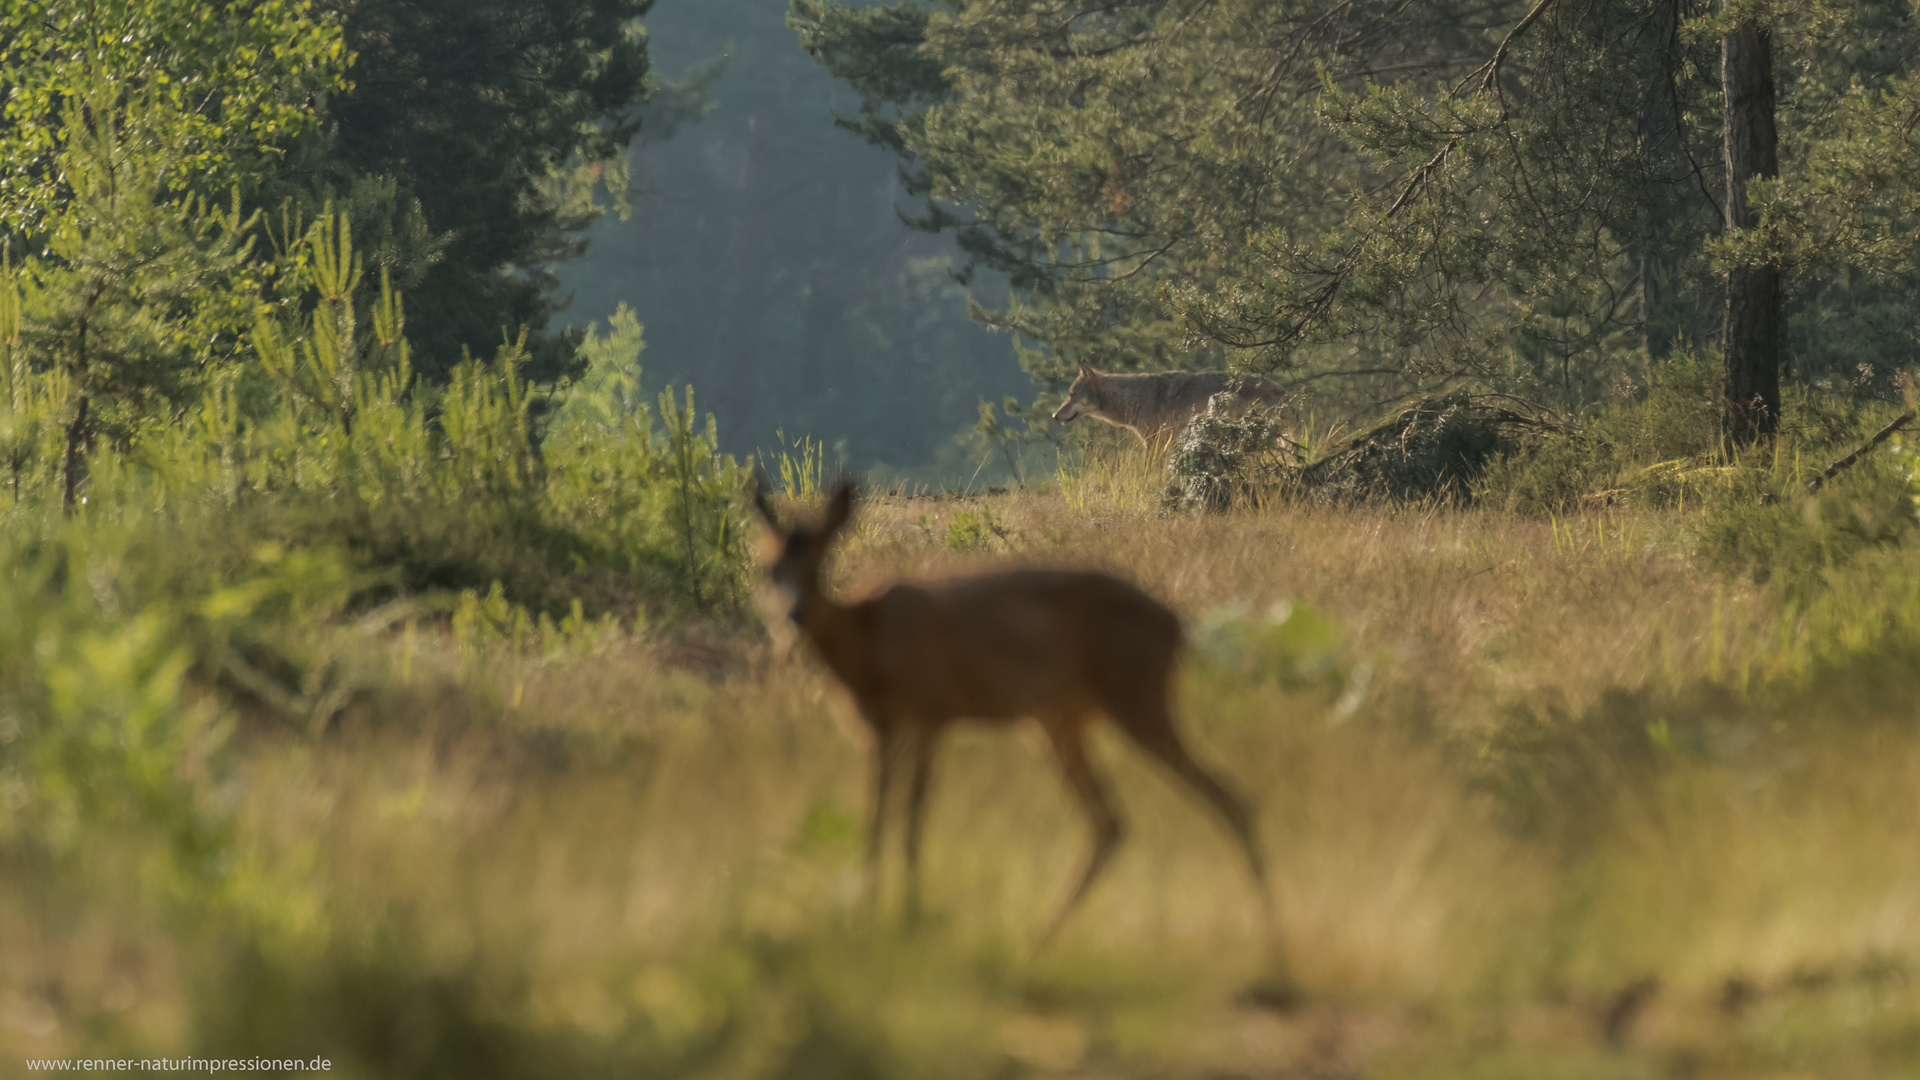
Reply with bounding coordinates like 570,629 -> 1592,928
10,386 -> 1920,1075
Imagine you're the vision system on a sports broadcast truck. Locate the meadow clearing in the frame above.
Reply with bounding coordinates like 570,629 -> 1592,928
6,439 -> 1917,1080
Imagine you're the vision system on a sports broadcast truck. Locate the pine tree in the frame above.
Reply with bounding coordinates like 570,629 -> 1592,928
294,0 -> 658,384
0,0 -> 345,233
21,87 -> 260,512
795,0 -> 1920,438
1721,17 -> 1784,442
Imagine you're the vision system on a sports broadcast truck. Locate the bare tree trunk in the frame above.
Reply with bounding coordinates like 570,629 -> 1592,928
1721,20 -> 1783,443
62,393 -> 88,516
1639,0 -> 1684,362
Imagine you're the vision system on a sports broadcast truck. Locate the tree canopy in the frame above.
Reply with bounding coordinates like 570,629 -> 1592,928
0,0 -> 347,230
0,0 -> 665,389
307,0 -> 658,382
793,0 -> 1920,438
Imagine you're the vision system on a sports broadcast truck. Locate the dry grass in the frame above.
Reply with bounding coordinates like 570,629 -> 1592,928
5,458 -> 1920,1077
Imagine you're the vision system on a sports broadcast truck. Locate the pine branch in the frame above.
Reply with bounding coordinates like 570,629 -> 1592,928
1806,408 -> 1918,494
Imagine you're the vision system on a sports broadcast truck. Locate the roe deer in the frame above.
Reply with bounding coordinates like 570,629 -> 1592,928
753,480 -> 1269,942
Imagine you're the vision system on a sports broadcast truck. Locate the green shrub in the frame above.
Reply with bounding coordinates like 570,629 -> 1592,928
1480,347 -> 1908,522
1480,349 -> 1723,513
0,210 -> 753,624
0,206 -> 757,911
945,507 -> 1000,551
1161,405 -> 1295,512
0,509 -> 371,897
1163,392 -> 1546,512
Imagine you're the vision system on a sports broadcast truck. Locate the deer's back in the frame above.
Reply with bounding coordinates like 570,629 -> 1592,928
843,569 -> 1181,721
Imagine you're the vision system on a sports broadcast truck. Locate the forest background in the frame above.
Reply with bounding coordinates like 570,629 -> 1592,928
578,0 -> 1920,485
557,0 -> 1028,482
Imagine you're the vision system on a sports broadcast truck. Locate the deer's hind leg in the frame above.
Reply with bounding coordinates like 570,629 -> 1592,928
901,724 -> 940,921
1035,707 -> 1125,946
1106,694 -> 1267,890
1108,694 -> 1286,964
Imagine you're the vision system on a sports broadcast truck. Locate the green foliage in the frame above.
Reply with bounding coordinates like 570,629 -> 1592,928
1476,348 -> 1920,598
1888,431 -> 1920,517
795,0 -> 1628,403
0,83 -> 282,509
0,543 -> 222,872
1477,348 -> 1917,585
653,385 -> 755,612
789,0 -> 949,153
0,504 -> 372,901
0,196 -> 756,1037
1164,393 -> 1544,512
1161,406 -> 1296,513
0,203 -> 752,621
772,429 -> 829,501
268,214 -> 747,616
944,505 -> 1000,551
1482,350 -> 1725,514
1190,598 -> 1346,694
451,585 -> 627,665
799,0 -> 1920,454
299,0 -> 659,383
1285,0 -> 1702,396
961,395 -> 1054,484
0,0 -> 347,230
0,0 -> 661,392
1728,2 -> 1920,283
1695,445 -> 1912,594
554,302 -> 649,428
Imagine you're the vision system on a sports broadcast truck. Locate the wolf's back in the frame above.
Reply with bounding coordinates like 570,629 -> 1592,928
1112,371 -> 1282,431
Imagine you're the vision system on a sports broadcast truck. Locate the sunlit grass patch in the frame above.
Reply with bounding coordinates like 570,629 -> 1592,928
1056,428 -> 1170,518
10,467 -> 1920,1076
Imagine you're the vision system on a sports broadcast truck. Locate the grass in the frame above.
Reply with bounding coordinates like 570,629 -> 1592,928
6,450 -> 1920,1077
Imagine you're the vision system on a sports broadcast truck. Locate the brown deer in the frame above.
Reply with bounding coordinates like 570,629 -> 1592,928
753,480 -> 1270,942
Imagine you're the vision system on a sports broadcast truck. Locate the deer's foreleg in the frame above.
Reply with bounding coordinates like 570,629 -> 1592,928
865,721 -> 900,907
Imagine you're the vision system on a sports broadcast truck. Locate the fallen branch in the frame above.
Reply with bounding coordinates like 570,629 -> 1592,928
1805,408 -> 1918,494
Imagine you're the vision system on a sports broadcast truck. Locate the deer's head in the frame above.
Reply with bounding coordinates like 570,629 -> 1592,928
752,480 -> 854,623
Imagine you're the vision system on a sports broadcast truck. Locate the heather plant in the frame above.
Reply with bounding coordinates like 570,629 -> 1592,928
1162,392 -> 1549,512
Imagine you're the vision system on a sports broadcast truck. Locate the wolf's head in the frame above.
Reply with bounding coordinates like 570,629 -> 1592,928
1051,361 -> 1105,425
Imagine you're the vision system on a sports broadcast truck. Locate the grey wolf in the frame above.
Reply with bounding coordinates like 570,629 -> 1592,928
1050,360 -> 1288,445
752,481 -> 1270,944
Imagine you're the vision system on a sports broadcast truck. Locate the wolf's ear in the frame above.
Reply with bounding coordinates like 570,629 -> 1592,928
1077,359 -> 1099,379
821,479 -> 856,536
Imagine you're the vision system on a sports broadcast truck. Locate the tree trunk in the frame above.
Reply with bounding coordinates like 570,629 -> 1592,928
1639,0 -> 1683,362
62,393 -> 89,516
1721,20 -> 1783,443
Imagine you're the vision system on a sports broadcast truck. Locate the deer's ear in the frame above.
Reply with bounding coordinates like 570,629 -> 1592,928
822,479 -> 856,535
750,481 -> 781,530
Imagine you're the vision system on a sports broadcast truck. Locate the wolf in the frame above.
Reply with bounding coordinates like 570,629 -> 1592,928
1050,360 -> 1287,446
